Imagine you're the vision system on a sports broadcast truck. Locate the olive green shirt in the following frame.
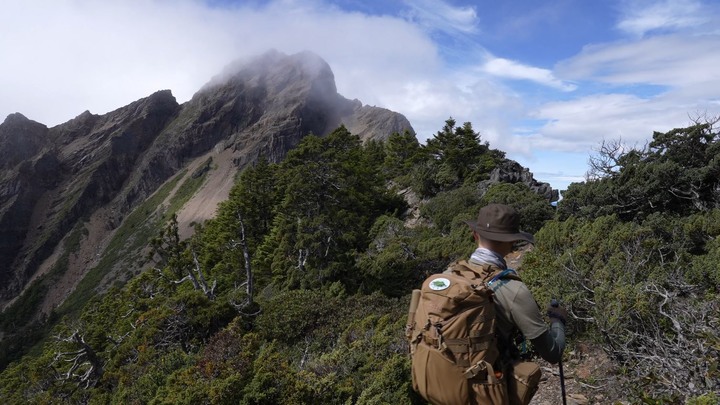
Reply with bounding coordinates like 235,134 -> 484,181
491,277 -> 565,364
491,278 -> 547,340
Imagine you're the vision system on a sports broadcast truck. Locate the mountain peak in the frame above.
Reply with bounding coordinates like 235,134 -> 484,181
199,49 -> 336,98
0,112 -> 49,170
2,112 -> 29,125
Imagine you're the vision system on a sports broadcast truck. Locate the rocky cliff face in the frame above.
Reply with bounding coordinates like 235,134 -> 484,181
0,91 -> 181,303
0,50 -> 414,309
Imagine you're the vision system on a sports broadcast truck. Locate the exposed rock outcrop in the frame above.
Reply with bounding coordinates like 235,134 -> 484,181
479,160 -> 559,202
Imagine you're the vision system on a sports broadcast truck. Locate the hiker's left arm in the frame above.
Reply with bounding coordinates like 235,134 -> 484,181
530,323 -> 565,364
509,283 -> 565,364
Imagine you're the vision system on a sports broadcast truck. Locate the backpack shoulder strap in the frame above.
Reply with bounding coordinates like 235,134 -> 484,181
446,260 -> 522,285
488,268 -> 520,283
445,259 -> 491,278
487,268 -> 521,292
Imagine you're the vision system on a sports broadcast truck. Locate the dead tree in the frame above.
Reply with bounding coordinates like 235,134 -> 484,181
166,248 -> 217,300
149,215 -> 216,300
229,212 -> 260,316
51,330 -> 103,389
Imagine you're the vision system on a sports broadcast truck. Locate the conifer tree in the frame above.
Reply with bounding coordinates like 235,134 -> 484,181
383,129 -> 424,179
417,118 -> 503,196
256,126 -> 398,291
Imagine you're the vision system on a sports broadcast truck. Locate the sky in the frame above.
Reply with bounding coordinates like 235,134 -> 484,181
2,0 -> 720,192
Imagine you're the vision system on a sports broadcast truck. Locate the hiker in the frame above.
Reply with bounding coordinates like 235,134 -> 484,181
408,203 -> 566,405
462,203 -> 566,368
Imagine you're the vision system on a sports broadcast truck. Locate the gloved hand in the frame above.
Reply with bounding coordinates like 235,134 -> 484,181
547,300 -> 568,324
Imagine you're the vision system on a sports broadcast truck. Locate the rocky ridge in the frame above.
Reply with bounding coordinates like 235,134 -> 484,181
482,159 -> 559,202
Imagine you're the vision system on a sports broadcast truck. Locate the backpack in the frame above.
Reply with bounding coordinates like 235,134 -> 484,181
406,260 -> 520,405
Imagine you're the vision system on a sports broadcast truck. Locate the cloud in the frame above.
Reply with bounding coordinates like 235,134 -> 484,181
616,0 -> 710,37
401,0 -> 479,35
537,12 -> 720,156
557,34 -> 720,88
1,0 -> 242,125
508,148 -> 591,192
524,88 -> 719,158
381,71 -> 526,144
482,58 -> 577,91
0,0 -> 439,128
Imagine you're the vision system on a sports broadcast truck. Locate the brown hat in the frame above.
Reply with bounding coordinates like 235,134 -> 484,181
464,204 -> 535,244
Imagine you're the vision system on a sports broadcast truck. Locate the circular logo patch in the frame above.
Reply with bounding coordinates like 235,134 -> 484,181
429,277 -> 451,291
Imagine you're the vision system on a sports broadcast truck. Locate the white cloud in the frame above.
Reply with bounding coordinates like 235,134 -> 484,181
617,0 -> 709,37
524,90 -> 717,156
401,0 -> 478,35
536,13 -> 720,157
381,72 -> 526,145
0,0 -> 439,127
1,0 -> 241,125
482,58 -> 577,91
557,34 -> 720,88
501,146 -> 591,192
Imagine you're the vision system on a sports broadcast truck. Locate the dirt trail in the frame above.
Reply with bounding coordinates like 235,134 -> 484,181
531,344 -> 619,404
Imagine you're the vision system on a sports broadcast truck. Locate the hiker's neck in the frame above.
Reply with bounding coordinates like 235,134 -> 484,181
477,236 -> 514,257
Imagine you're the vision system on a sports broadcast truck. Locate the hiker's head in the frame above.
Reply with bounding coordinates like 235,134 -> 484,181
465,204 -> 535,252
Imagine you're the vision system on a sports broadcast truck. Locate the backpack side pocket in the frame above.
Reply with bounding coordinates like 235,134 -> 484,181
507,361 -> 541,405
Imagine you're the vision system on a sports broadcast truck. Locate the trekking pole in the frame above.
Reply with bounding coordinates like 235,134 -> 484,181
551,298 -> 567,405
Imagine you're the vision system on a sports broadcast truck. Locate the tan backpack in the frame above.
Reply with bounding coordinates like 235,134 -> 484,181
407,260 -> 519,405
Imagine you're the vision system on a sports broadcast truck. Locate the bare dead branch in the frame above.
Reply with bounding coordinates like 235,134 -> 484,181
587,138 -> 627,179
227,212 -> 259,316
51,329 -> 103,389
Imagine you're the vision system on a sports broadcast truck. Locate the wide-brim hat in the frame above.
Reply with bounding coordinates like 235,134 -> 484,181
464,203 -> 535,244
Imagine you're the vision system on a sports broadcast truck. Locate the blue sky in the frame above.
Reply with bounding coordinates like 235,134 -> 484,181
2,0 -> 720,192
